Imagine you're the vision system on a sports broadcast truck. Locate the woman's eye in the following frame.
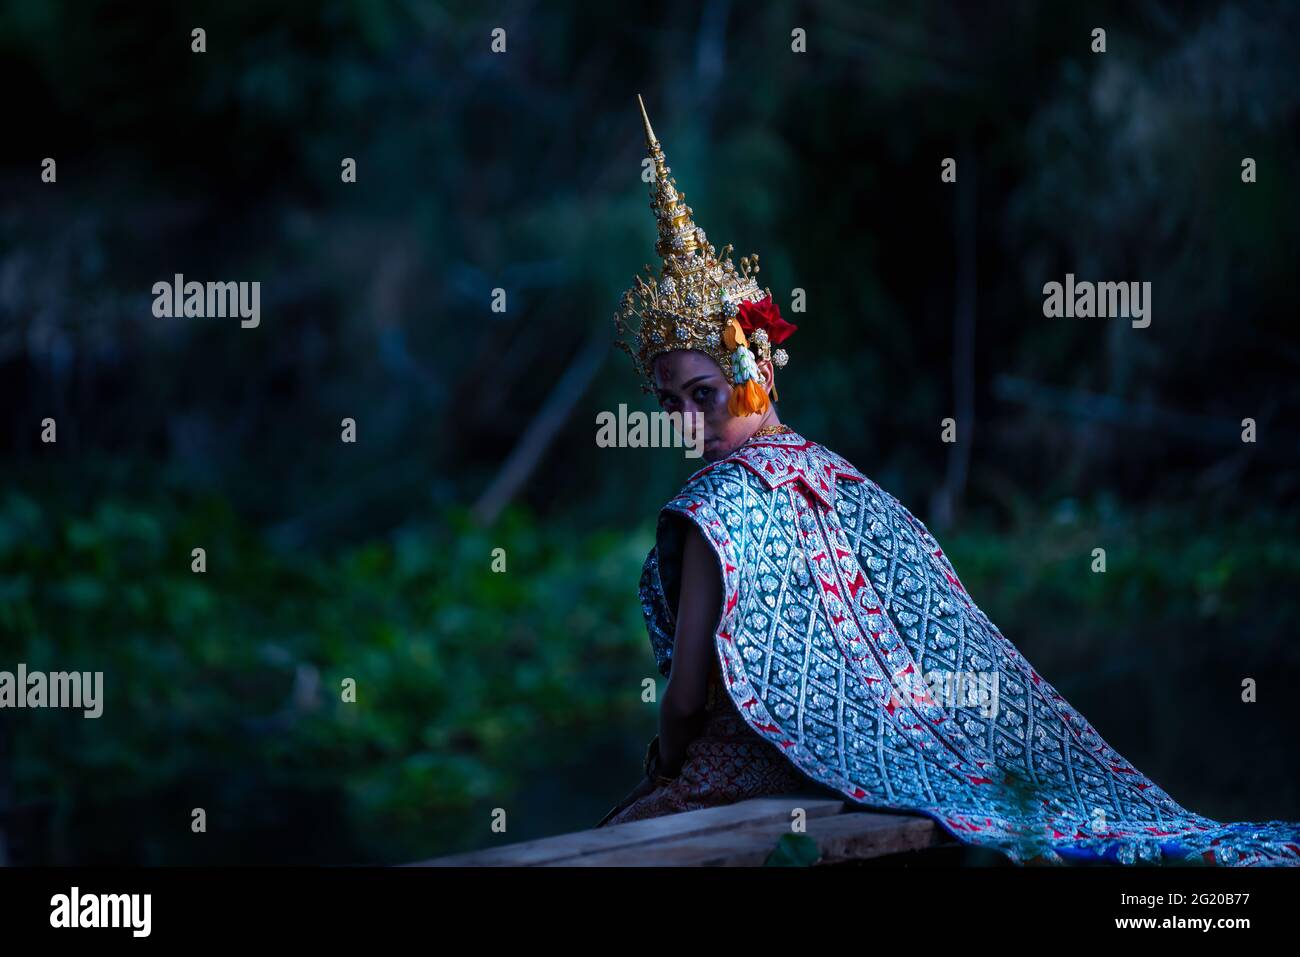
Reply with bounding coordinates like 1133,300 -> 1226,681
693,387 -> 713,403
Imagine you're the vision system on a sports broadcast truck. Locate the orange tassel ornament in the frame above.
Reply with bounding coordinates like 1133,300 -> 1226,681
723,318 -> 770,417
728,378 -> 770,417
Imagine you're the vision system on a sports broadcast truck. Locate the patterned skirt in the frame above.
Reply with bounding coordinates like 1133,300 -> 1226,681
600,668 -> 838,827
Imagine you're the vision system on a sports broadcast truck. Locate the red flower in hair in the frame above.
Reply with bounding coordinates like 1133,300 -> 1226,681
736,294 -> 797,344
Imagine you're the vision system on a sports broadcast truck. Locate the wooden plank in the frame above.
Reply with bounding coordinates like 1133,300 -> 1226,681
804,811 -> 955,863
406,795 -> 846,867
563,822 -> 791,867
562,809 -> 953,867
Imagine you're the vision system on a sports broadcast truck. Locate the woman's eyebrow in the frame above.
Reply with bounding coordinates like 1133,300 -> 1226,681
655,374 -> 712,399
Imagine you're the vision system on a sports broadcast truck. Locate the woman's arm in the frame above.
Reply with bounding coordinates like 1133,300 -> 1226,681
656,522 -> 723,775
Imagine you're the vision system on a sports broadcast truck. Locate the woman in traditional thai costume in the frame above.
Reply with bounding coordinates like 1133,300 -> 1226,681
596,97 -> 1300,866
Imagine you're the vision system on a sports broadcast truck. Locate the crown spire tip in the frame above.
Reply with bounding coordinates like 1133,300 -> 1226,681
636,93 -> 657,150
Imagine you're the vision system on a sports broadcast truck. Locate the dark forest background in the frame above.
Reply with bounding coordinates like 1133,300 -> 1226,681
1,0 -> 1297,864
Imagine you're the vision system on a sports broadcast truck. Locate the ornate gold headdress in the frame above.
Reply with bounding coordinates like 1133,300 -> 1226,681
614,95 -> 795,415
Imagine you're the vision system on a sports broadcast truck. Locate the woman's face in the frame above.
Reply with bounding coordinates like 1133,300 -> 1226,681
651,350 -> 774,461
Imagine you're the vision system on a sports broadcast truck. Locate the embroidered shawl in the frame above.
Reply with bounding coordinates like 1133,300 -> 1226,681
638,429 -> 1300,865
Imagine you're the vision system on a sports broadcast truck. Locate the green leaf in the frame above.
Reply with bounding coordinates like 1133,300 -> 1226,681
763,832 -> 820,867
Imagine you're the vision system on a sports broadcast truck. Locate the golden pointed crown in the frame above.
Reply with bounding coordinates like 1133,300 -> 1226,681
614,94 -> 788,394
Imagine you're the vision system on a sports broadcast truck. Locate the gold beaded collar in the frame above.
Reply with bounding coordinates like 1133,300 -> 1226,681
750,423 -> 794,440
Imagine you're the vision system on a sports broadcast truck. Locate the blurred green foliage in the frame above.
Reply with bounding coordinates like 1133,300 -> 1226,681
0,467 -> 656,863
